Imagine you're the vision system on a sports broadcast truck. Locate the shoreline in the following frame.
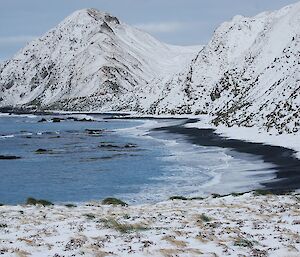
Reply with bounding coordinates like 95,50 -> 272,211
1,112 -> 300,194
153,119 -> 300,193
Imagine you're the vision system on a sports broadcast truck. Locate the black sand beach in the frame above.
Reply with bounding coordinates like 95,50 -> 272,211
153,119 -> 300,192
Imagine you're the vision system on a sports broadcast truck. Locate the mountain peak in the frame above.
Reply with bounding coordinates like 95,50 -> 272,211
67,8 -> 120,26
86,8 -> 120,25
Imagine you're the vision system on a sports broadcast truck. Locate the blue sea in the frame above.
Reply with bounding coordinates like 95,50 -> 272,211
0,113 -> 275,205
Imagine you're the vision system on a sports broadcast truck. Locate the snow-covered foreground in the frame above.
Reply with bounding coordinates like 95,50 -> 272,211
1,193 -> 300,257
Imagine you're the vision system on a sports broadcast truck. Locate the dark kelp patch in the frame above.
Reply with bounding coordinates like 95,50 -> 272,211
35,149 -> 53,154
85,129 -> 104,136
0,155 -> 21,160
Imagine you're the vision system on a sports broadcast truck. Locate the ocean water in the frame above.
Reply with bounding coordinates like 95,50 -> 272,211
0,114 -> 275,205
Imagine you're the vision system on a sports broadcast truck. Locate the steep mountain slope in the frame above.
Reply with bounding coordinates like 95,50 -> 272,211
0,3 -> 299,134
150,2 -> 300,133
0,8 -> 199,111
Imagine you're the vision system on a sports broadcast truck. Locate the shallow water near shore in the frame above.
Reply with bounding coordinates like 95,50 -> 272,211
0,114 -> 277,204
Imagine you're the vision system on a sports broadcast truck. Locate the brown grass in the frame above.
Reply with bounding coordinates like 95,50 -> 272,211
17,238 -> 34,245
159,248 -> 203,257
101,217 -> 149,233
195,235 -> 209,243
159,248 -> 181,257
94,252 -> 113,257
162,235 -> 187,248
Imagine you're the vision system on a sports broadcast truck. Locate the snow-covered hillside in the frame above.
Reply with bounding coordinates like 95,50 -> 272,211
0,8 -> 200,111
151,2 -> 300,134
0,2 -> 299,134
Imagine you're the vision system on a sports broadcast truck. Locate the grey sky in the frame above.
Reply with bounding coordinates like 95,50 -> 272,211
0,0 -> 298,61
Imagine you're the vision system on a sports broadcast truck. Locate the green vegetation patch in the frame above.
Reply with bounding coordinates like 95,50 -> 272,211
65,204 -> 77,208
26,197 -> 53,206
84,213 -> 96,220
254,189 -> 273,196
231,192 -> 248,197
169,196 -> 204,201
199,213 -> 212,222
102,197 -> 128,206
234,238 -> 254,248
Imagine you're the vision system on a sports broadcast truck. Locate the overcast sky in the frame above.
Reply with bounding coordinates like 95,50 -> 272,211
0,0 -> 298,61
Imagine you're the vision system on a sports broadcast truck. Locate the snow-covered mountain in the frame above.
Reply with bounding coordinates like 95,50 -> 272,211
150,2 -> 300,134
0,8 -> 200,111
0,3 -> 299,134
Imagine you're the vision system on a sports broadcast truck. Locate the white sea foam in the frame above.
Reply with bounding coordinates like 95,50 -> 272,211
0,134 -> 15,139
116,119 -> 276,202
0,113 -> 10,117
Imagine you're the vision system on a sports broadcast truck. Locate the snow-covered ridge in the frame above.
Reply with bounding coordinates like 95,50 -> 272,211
0,3 -> 299,135
151,1 -> 300,134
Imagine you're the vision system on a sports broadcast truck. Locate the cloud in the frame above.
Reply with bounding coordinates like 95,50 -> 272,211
134,21 -> 210,35
0,36 -> 37,44
134,21 -> 189,33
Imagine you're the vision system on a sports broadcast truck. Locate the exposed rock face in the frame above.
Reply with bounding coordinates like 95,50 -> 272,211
0,3 -> 299,134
